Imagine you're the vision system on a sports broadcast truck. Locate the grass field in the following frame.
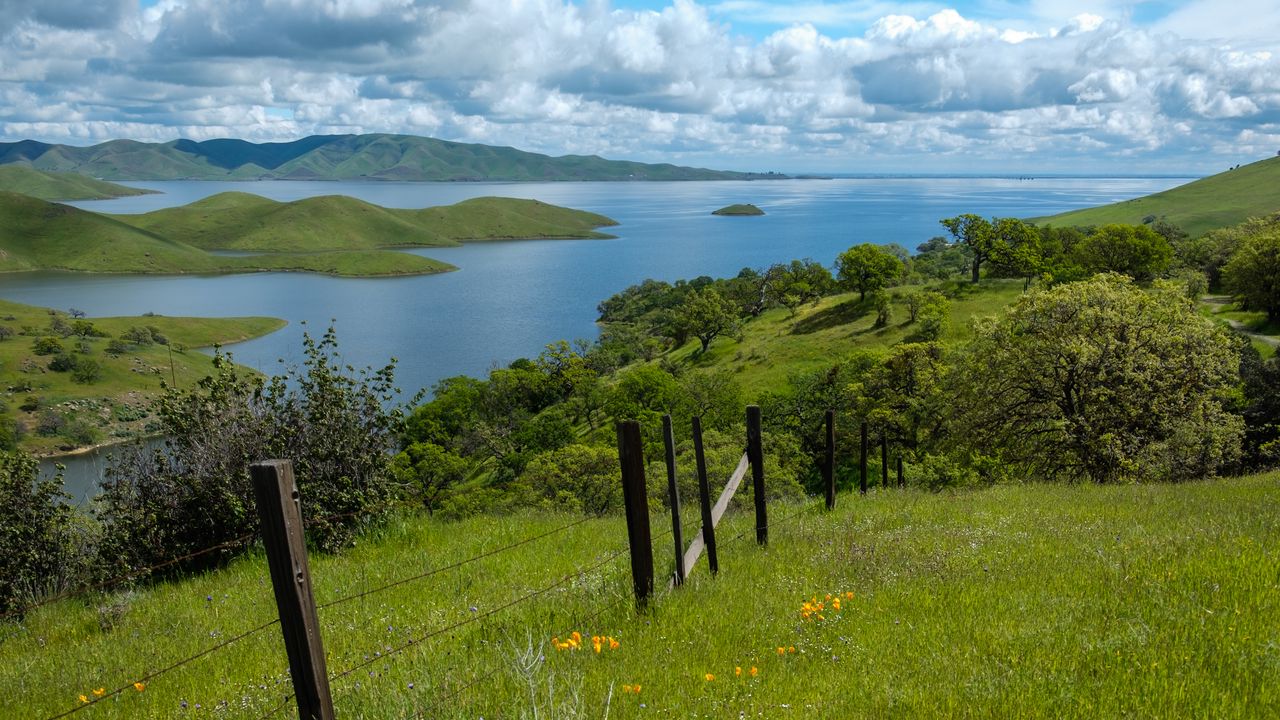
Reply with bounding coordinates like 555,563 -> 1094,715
3,473 -> 1276,718
1033,156 -> 1280,237
0,298 -> 285,454
670,280 -> 1027,397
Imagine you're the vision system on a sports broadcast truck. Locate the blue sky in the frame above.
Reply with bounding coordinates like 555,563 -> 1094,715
2,1 -> 1278,174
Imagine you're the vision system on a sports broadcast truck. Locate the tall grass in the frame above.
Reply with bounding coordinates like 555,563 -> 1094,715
5,474 -> 1278,718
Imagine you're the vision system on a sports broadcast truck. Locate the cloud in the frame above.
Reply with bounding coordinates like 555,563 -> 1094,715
0,0 -> 1276,172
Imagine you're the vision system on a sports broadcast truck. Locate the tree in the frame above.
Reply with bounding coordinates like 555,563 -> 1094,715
1073,224 -> 1172,281
951,274 -> 1243,483
940,214 -> 996,283
1223,230 -> 1280,322
391,442 -> 470,513
1,451 -> 77,618
677,287 -> 741,353
986,218 -> 1044,290
519,444 -> 620,516
836,244 -> 904,301
765,259 -> 834,315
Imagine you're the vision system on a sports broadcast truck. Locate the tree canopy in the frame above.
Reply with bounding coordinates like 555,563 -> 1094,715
835,243 -> 904,300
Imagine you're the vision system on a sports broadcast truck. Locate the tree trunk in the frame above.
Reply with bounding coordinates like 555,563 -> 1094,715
699,336 -> 711,353
971,260 -> 981,284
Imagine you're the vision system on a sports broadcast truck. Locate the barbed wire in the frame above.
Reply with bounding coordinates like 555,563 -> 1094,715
316,515 -> 594,612
327,544 -> 630,689
41,615 -> 280,720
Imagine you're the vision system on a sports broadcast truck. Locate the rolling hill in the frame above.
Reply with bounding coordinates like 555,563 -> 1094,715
0,134 -> 786,182
0,165 -> 154,201
1034,155 -> 1280,236
115,193 -> 617,252
0,191 -> 616,276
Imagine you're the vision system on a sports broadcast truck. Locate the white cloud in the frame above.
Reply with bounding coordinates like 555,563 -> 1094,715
0,0 -> 1277,172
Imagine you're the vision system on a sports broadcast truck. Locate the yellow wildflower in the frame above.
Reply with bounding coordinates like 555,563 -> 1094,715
735,666 -> 742,677
609,637 -> 620,650
777,646 -> 786,655
92,688 -> 105,697
78,695 -> 89,704
750,666 -> 759,677
133,682 -> 145,693
704,673 -> 715,682
788,646 -> 796,654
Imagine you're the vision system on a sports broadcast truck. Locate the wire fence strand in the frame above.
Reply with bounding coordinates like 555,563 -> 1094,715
316,515 -> 594,612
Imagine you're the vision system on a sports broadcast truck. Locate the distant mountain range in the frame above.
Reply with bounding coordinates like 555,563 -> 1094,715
0,134 -> 786,182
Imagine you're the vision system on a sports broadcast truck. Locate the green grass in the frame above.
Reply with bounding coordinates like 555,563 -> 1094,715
671,280 -> 1026,397
0,166 -> 154,201
1199,296 -> 1279,359
0,192 -> 612,277
0,298 -> 285,454
3,474 -> 1277,718
1033,156 -> 1280,237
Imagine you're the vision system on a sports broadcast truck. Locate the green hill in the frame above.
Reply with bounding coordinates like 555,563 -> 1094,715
712,203 -> 765,216
0,134 -> 787,182
0,166 -> 154,201
0,192 -> 615,277
1034,156 -> 1280,236
0,191 -> 220,274
116,193 -> 617,252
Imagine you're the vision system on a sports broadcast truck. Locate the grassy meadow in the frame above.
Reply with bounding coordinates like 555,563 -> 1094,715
0,167 -> 154,201
3,473 -> 1277,718
1033,155 -> 1280,236
0,298 -> 285,454
670,280 -> 1027,396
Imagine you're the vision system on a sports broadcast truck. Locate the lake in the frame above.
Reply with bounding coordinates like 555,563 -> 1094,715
1,176 -> 1190,401
4,176 -> 1192,501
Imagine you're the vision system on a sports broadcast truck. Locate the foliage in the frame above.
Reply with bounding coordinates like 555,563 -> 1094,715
31,335 -> 63,356
835,244 -> 904,301
872,291 -> 891,328
764,260 -> 834,315
912,236 -> 972,280
391,442 -> 470,513
677,287 -> 742,353
1223,229 -> 1280,321
952,274 -> 1243,482
518,443 -> 621,516
98,327 -> 403,580
985,218 -> 1044,289
910,291 -> 950,341
1073,224 -> 1172,281
940,214 -> 995,283
1239,346 -> 1280,469
0,451 -> 79,619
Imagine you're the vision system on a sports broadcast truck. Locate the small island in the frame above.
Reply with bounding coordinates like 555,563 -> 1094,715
712,203 -> 765,216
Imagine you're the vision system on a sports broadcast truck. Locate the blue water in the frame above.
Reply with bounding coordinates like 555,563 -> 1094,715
3,177 -> 1189,400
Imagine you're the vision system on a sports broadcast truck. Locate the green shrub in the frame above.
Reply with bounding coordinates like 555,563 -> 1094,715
31,336 -> 63,356
47,354 -> 77,372
0,451 -> 79,619
72,359 -> 101,385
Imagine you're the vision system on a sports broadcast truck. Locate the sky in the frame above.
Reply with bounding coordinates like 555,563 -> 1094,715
1,0 -> 1277,174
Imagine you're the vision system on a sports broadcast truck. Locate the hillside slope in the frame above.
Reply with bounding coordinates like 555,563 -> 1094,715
0,191 -> 219,273
1034,156 -> 1280,236
0,165 -> 154,201
116,193 -> 618,251
0,133 -> 785,182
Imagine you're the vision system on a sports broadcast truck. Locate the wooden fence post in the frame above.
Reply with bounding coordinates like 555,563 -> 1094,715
746,405 -> 767,545
881,433 -> 889,489
251,460 -> 335,720
662,415 -> 685,587
692,416 -> 718,576
616,421 -> 655,606
824,409 -> 835,511
859,421 -> 868,495
897,455 -> 904,488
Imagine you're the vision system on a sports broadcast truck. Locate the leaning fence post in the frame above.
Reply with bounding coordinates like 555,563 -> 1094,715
824,409 -> 835,511
692,416 -> 718,576
746,405 -> 767,545
251,460 -> 335,720
859,421 -> 868,495
662,414 -> 685,587
616,421 -> 655,606
881,433 -> 889,488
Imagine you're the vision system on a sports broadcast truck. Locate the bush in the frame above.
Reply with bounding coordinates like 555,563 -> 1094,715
0,451 -> 79,619
98,327 -> 403,580
31,336 -> 64,356
72,358 -> 101,384
47,354 -> 77,372
520,444 -> 621,516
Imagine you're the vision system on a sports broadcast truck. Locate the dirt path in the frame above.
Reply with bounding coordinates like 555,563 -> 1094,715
1202,296 -> 1280,348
